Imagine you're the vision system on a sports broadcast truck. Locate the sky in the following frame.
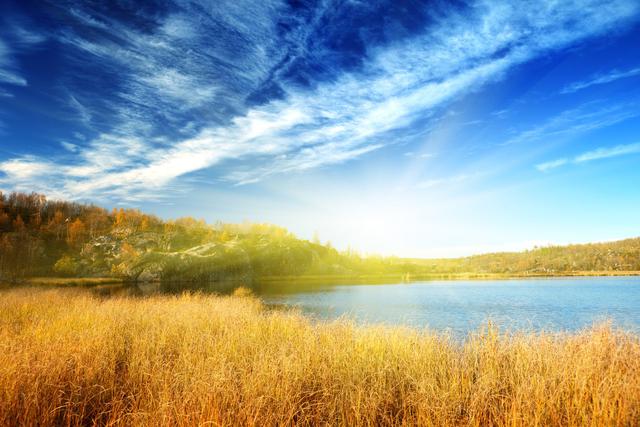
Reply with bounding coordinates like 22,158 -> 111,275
0,0 -> 639,257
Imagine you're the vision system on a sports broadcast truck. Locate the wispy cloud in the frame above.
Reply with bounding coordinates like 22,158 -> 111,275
575,142 -> 640,162
561,67 -> 640,94
60,141 -> 79,152
0,87 -> 14,98
535,158 -> 568,172
536,142 -> 640,172
491,109 -> 510,119
0,39 -> 27,86
1,0 -> 639,202
0,23 -> 45,89
0,156 -> 55,180
68,95 -> 92,125
56,0 -> 285,135
504,102 -> 640,146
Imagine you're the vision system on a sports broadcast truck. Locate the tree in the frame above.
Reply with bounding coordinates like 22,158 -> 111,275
0,211 -> 9,231
48,210 -> 67,240
12,215 -> 25,232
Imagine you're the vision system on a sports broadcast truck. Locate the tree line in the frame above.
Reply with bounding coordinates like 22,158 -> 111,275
1,191 -> 639,283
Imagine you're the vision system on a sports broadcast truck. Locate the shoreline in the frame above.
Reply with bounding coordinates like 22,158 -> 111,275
2,270 -> 638,289
257,270 -> 640,283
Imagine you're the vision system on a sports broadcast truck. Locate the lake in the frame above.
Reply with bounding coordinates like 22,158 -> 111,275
255,276 -> 640,336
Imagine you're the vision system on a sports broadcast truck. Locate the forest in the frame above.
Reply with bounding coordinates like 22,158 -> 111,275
1,191 -> 639,283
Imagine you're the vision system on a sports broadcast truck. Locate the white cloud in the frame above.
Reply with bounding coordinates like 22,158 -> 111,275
0,157 -> 54,180
536,158 -> 568,172
575,142 -> 640,163
561,67 -> 640,94
60,141 -> 79,152
535,142 -> 640,172
140,69 -> 217,108
0,69 -> 27,86
68,8 -> 109,30
10,27 -> 46,46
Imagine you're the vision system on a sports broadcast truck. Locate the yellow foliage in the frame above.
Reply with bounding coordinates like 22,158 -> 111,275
140,216 -> 150,231
66,218 -> 86,246
120,242 -> 138,258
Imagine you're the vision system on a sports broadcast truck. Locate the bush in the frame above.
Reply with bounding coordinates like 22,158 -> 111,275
53,255 -> 78,277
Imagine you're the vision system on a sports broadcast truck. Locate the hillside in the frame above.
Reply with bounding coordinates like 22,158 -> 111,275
409,238 -> 640,275
0,191 -> 639,283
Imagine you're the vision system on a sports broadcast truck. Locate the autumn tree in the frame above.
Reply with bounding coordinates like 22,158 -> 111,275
67,218 -> 87,248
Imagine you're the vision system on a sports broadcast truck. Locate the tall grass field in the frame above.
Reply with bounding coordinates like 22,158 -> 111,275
1,288 -> 638,426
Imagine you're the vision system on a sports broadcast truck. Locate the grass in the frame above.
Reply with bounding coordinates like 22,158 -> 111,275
0,288 -> 639,426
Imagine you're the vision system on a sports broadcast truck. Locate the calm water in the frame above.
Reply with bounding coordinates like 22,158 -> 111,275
255,277 -> 640,336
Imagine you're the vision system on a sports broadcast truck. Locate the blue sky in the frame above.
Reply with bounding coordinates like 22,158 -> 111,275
1,0 -> 639,257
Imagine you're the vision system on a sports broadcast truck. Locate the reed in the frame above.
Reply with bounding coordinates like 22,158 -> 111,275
0,287 -> 638,426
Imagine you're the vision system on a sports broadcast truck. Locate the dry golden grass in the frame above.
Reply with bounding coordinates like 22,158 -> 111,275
0,288 -> 638,426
